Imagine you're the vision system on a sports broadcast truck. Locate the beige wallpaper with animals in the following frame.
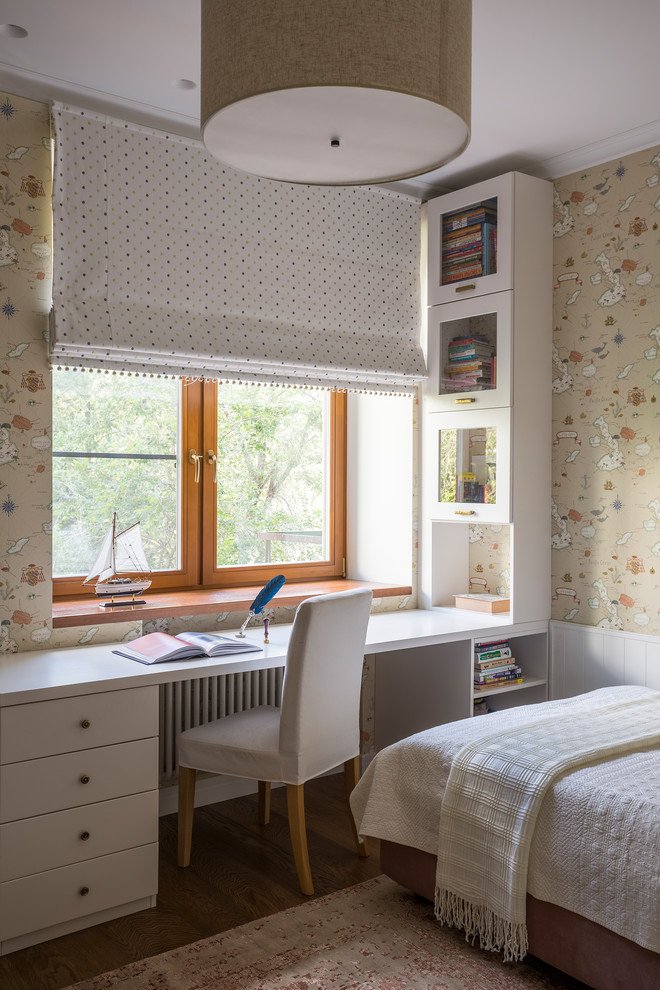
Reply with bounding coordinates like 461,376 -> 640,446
552,147 -> 660,634
2,91 -> 660,655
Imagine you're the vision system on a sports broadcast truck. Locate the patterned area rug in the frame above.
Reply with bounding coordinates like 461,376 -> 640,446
69,876 -> 585,989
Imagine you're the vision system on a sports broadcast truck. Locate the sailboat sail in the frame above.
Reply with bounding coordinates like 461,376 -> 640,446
83,524 -> 114,585
114,523 -> 150,575
83,514 -> 152,597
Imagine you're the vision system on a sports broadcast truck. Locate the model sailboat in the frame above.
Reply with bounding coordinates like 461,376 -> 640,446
84,513 -> 152,606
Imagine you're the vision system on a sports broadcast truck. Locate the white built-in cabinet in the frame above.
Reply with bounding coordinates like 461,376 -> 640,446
0,686 -> 159,954
374,622 -> 549,750
419,170 -> 553,700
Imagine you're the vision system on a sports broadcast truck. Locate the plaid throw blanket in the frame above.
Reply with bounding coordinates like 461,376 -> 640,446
435,688 -> 660,961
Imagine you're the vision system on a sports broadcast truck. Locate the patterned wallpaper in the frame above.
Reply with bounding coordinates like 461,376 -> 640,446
3,89 -> 660,654
467,524 -> 511,598
552,146 -> 660,633
0,94 -> 56,653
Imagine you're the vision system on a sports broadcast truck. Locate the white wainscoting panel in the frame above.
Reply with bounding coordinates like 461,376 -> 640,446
550,620 -> 660,698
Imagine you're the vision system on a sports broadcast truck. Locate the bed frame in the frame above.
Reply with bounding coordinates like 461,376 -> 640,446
379,839 -> 659,990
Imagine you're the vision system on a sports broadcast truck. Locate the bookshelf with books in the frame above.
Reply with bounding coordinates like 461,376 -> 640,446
373,624 -> 549,748
420,171 -> 552,627
472,632 -> 548,711
426,172 -> 515,306
425,291 -> 512,412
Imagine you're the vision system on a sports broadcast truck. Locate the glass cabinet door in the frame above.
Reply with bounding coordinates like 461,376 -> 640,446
425,292 -> 512,411
426,172 -> 513,306
424,409 -> 511,523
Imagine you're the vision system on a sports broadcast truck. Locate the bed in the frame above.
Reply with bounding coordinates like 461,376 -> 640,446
350,685 -> 660,990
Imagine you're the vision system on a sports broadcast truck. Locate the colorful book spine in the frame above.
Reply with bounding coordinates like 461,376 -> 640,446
474,647 -> 512,662
476,657 -> 514,672
481,222 -> 497,275
443,266 -> 484,283
474,662 -> 518,678
474,668 -> 523,686
475,639 -> 511,652
443,208 -> 497,233
474,677 -> 523,691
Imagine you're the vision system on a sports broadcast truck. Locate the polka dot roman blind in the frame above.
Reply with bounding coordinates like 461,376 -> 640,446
50,103 -> 426,393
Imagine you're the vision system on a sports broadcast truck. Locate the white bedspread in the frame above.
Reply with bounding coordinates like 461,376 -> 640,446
350,686 -> 660,954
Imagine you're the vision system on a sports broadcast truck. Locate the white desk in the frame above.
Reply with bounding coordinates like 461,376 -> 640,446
0,609 -> 548,954
0,608 -> 542,706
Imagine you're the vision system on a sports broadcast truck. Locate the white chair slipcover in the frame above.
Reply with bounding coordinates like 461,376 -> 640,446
177,588 -> 372,893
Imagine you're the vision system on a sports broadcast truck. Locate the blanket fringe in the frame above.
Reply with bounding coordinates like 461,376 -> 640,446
435,887 -> 528,963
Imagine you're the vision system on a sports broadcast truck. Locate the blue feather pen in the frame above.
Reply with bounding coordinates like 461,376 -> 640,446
235,575 -> 286,638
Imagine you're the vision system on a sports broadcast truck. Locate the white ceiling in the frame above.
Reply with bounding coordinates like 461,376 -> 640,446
1,0 -> 660,199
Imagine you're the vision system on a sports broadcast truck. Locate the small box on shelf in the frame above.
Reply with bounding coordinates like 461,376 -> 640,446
454,592 -> 510,614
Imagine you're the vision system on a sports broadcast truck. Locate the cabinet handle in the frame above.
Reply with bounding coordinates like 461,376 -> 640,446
454,283 -> 476,293
80,719 -> 91,729
80,774 -> 90,785
454,510 -> 476,515
80,831 -> 90,841
79,886 -> 90,897
454,397 -> 475,404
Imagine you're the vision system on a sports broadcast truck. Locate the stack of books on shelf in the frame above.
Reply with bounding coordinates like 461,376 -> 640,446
473,639 -> 523,692
443,333 -> 495,391
441,203 -> 497,285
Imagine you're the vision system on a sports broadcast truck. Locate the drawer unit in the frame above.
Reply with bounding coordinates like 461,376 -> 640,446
0,790 -> 158,882
0,843 -> 158,943
0,686 -> 158,764
0,682 -> 160,953
0,737 -> 158,822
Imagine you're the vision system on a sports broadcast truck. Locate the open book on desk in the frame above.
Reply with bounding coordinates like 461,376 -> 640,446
112,631 -> 263,665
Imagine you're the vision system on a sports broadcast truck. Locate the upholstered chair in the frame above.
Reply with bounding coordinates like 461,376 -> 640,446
176,588 -> 373,894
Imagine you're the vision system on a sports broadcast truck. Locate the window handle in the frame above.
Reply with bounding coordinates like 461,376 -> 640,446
188,448 -> 202,484
206,449 -> 218,485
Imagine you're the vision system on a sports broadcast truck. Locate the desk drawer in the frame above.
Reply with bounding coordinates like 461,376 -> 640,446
0,790 -> 158,881
0,686 -> 158,764
0,737 -> 158,823
0,843 -> 158,942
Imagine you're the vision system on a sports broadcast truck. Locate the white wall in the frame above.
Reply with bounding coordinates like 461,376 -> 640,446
346,392 -> 414,587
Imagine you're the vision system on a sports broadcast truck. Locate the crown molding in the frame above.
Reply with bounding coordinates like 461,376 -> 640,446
0,63 -> 201,141
528,117 -> 660,181
4,61 -> 660,196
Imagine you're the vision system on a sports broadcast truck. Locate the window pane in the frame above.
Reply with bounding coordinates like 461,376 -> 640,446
52,371 -> 180,577
215,385 -> 327,567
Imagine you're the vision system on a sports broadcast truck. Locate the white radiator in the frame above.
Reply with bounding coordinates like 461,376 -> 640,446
158,668 -> 285,786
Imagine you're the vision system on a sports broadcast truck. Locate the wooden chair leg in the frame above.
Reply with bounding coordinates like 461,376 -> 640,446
286,783 -> 314,896
344,756 -> 369,858
177,765 -> 197,868
258,780 -> 271,825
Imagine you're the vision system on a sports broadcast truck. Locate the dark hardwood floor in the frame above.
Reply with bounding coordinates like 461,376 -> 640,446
0,774 -> 382,990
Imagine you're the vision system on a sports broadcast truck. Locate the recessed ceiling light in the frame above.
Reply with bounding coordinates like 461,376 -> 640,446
0,24 -> 28,38
172,79 -> 196,91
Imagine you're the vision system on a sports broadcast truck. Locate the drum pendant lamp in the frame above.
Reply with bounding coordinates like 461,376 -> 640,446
201,0 -> 471,185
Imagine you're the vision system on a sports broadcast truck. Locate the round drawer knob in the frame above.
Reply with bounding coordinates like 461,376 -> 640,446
79,887 -> 90,897
80,719 -> 91,729
80,831 -> 90,841
80,774 -> 90,785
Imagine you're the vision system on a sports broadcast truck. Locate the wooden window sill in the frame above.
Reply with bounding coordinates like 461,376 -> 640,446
52,579 -> 412,629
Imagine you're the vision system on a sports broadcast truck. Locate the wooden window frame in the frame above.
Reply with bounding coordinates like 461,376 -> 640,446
53,380 -> 346,599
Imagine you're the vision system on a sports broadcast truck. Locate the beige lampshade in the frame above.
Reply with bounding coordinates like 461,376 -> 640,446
201,0 -> 471,185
